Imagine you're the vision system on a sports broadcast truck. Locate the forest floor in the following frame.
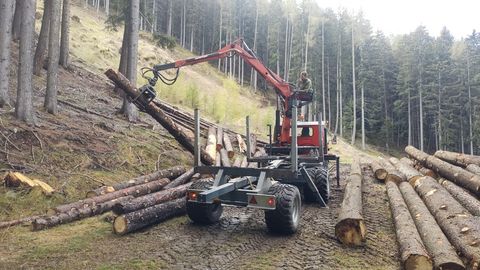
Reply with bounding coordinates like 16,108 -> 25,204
0,2 -> 400,270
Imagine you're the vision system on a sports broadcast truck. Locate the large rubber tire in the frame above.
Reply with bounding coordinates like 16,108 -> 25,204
264,183 -> 302,234
304,167 -> 330,204
186,179 -> 223,225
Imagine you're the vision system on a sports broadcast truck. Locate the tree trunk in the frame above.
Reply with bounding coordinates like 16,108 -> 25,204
164,168 -> 194,189
205,126 -> 217,161
0,215 -> 43,229
413,176 -> 480,268
467,59 -> 474,154
232,156 -> 242,167
390,157 -> 422,185
434,150 -> 480,167
466,164 -> 480,175
11,0 -> 22,41
350,22 -> 356,145
321,21 -> 326,123
327,58 -> 331,128
217,1 -> 222,70
105,69 -> 214,166
0,0 -> 15,107
418,167 -> 437,179
408,88 -> 412,145
33,0 -> 51,76
15,0 -> 36,124
438,178 -> 480,216
167,0 -> 172,36
216,127 -> 223,151
112,183 -> 190,215
249,134 -> 257,156
361,84 -> 365,149
335,159 -> 366,246
220,148 -> 231,167
400,157 -> 414,167
59,0 -> 70,68
215,152 -> 221,166
339,33 -> 343,137
386,181 -> 434,270
223,133 -> 234,158
377,157 -> 406,184
44,0 -> 61,114
87,166 -> 186,197
370,159 -> 387,181
419,79 -> 424,151
113,197 -> 186,235
406,146 -> 480,195
49,178 -> 171,216
240,156 -> 248,168
121,0 -> 139,122
32,196 -> 133,231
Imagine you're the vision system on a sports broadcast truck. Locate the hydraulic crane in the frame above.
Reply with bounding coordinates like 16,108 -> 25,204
134,38 -> 339,234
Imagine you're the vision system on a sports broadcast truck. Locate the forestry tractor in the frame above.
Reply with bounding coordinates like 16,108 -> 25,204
135,39 -> 339,234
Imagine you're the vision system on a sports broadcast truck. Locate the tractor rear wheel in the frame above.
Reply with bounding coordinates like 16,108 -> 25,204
264,183 -> 301,234
304,167 -> 330,204
186,179 -> 223,224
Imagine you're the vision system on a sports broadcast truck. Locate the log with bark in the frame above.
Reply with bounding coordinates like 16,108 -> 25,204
335,159 -> 366,246
32,196 -> 134,231
418,167 -> 438,179
434,150 -> 480,167
379,157 -> 406,184
398,182 -> 465,270
406,146 -> 480,195
438,178 -> 480,216
390,157 -> 423,185
223,133 -> 234,158
386,181 -> 433,270
370,158 -> 387,181
205,126 -> 217,162
220,148 -> 231,167
86,166 -> 186,197
237,134 -> 247,153
112,183 -> 191,215
105,69 -> 214,165
414,176 -> 480,268
49,178 -> 171,215
467,164 -> 480,176
240,156 -> 248,168
232,156 -> 243,167
164,168 -> 194,189
216,127 -> 223,151
0,215 -> 44,230
113,197 -> 186,235
400,157 -> 415,167
249,133 -> 257,155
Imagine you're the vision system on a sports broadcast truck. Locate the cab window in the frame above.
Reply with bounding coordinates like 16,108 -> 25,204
297,127 -> 313,137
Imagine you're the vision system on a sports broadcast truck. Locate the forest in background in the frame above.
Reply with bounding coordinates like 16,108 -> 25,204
72,1 -> 480,154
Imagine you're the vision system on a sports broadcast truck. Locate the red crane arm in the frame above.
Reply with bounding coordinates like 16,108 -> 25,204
153,39 -> 293,100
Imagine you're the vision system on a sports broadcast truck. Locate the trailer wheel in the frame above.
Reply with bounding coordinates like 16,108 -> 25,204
187,179 -> 223,225
304,167 -> 330,204
264,183 -> 301,234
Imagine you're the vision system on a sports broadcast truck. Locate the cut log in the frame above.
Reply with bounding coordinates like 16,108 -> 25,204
247,149 -> 266,168
223,133 -> 234,158
335,159 -> 366,246
0,215 -> 43,229
379,157 -> 406,184
215,152 -> 221,166
237,134 -> 247,153
220,148 -> 231,167
434,150 -> 480,167
105,69 -> 214,165
240,156 -> 248,168
418,167 -> 438,179
370,159 -> 387,181
438,178 -> 480,216
164,168 -> 194,189
386,181 -> 433,270
390,157 -> 423,185
414,176 -> 480,268
399,182 -> 465,270
86,166 -> 186,197
249,133 -> 257,155
467,164 -> 480,176
4,172 -> 54,195
49,178 -> 171,215
112,183 -> 191,215
216,127 -> 223,151
205,126 -> 217,161
32,196 -> 134,231
232,156 -> 243,167
400,157 -> 415,167
406,145 -> 480,195
113,197 -> 186,235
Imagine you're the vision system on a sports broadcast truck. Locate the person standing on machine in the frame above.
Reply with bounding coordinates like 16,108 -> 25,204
296,71 -> 312,120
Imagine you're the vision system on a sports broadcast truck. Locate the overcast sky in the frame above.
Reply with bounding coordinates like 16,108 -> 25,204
315,0 -> 479,39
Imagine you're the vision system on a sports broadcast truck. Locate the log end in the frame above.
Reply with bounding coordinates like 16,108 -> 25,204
408,176 -> 422,187
227,151 -> 234,159
374,169 -> 388,181
46,208 -> 58,216
386,174 -> 403,185
404,254 -> 432,270
111,203 -> 125,216
113,215 -> 128,235
437,262 -> 465,270
85,190 -> 98,198
335,218 -> 367,246
31,218 -> 47,231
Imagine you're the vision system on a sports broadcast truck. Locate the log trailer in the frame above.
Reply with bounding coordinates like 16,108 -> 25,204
135,39 -> 339,234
